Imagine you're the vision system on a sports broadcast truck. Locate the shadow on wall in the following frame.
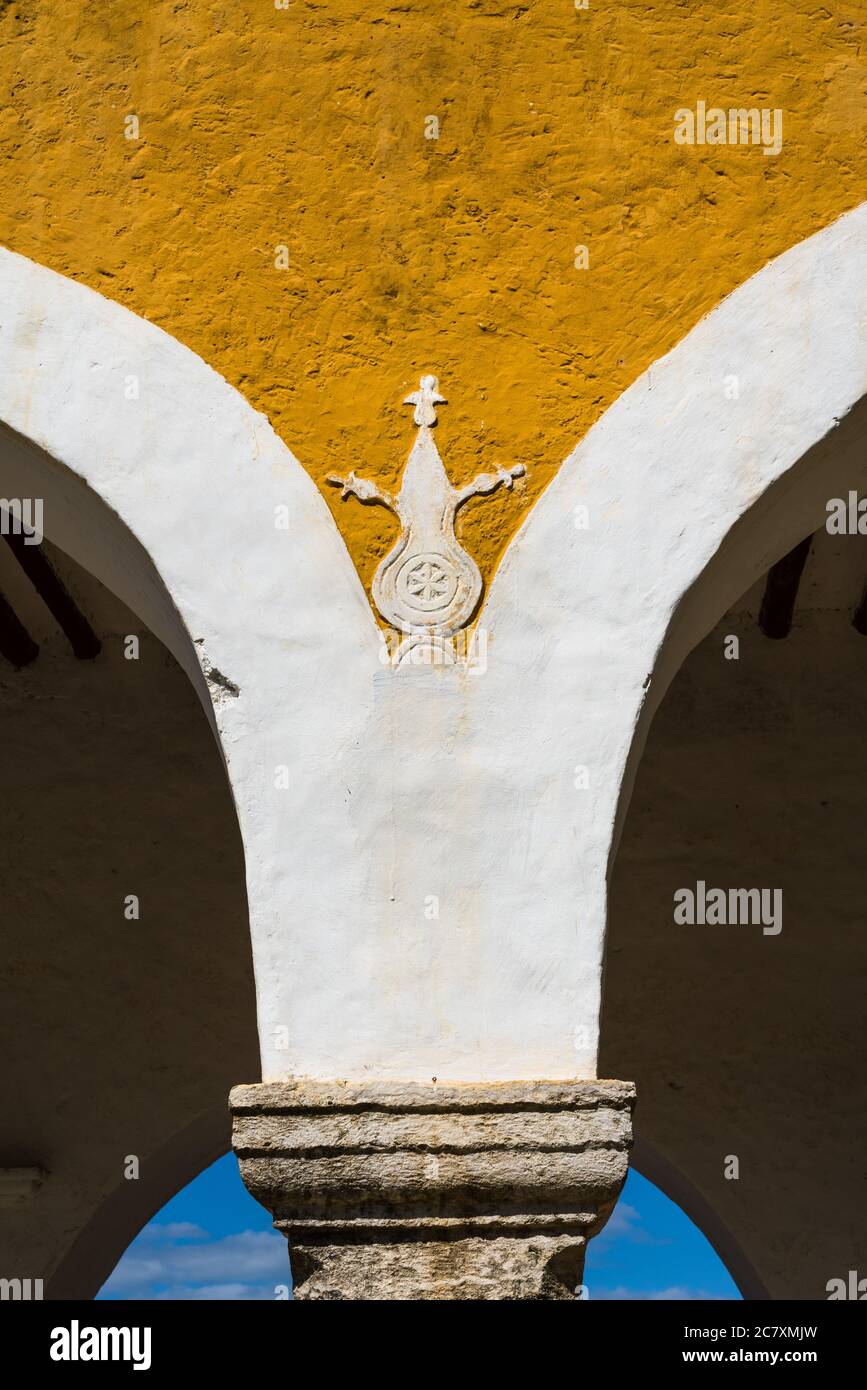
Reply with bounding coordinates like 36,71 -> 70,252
601,571 -> 867,1298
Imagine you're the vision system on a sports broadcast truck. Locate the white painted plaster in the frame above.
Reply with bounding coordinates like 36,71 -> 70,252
1,204 -> 866,1082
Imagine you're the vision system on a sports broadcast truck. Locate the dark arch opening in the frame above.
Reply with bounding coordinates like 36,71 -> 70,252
601,484 -> 867,1298
0,516 -> 257,1301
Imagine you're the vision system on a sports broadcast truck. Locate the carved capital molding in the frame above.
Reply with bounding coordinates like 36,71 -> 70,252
230,1079 -> 636,1300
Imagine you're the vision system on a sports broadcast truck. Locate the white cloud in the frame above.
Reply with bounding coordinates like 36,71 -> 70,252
593,1284 -> 735,1301
154,1282 -> 287,1302
598,1202 -> 643,1238
592,1202 -> 668,1247
139,1222 -> 209,1243
101,1229 -> 290,1299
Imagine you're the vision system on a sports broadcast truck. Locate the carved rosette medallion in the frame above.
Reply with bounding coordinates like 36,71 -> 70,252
328,375 -> 525,664
396,552 -> 458,613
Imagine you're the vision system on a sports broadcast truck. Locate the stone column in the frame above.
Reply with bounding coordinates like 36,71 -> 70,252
230,1079 -> 635,1300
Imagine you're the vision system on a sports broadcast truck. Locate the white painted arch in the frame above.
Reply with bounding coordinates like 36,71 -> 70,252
2,203 -> 866,1084
484,199 -> 867,1070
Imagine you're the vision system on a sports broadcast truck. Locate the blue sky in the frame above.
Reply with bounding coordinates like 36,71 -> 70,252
97,1155 -> 741,1301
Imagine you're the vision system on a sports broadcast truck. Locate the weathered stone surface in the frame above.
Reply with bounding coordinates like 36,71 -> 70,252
230,1079 -> 635,1300
230,1079 -> 636,1111
289,1235 -> 588,1302
232,1097 -> 632,1151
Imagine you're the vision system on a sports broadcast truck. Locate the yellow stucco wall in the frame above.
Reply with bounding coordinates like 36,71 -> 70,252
1,0 -> 865,595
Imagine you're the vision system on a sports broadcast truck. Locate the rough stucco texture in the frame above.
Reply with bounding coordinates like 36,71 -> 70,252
0,0 -> 865,595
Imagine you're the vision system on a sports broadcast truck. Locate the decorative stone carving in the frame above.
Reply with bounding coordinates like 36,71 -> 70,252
230,1079 -> 635,1300
328,376 -> 524,663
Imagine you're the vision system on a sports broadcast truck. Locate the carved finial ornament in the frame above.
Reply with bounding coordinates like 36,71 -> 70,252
403,373 -> 446,428
328,375 -> 525,662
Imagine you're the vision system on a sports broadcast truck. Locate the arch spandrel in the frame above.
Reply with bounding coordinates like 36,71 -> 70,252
4,206 -> 867,1084
3,208 -> 867,1297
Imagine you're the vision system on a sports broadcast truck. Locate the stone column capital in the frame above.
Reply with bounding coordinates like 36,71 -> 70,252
230,1078 -> 636,1300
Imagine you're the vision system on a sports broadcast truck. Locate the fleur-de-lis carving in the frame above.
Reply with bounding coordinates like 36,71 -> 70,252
328,376 -> 525,648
